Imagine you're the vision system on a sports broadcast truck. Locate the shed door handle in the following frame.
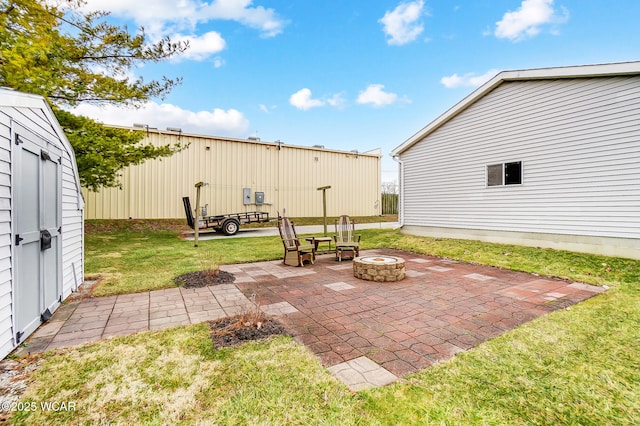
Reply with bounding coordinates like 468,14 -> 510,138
41,230 -> 52,250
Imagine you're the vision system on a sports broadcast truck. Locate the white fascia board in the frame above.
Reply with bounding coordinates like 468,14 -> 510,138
0,88 -> 47,109
500,61 -> 640,81
391,61 -> 640,156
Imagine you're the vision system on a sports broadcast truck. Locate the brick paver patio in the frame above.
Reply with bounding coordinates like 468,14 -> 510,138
233,249 -> 606,389
16,285 -> 253,355
16,248 -> 605,391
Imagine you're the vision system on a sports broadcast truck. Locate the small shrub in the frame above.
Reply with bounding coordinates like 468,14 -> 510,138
237,293 -> 265,328
199,249 -> 222,277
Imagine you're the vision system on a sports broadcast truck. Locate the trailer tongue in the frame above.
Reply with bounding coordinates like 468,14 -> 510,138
182,196 -> 270,235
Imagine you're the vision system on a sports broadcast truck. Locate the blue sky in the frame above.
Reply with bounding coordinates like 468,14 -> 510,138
73,0 -> 640,182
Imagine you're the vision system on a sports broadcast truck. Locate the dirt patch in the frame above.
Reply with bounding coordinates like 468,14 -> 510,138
66,277 -> 102,302
174,271 -> 236,288
209,316 -> 287,349
85,219 -> 190,233
0,356 -> 41,423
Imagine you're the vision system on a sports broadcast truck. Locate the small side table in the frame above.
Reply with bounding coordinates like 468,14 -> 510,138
306,236 -> 333,255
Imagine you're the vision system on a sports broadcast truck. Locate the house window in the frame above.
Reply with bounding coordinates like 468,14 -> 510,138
487,164 -> 503,186
487,161 -> 522,186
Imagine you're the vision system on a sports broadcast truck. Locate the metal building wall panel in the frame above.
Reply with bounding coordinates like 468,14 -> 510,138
83,132 -> 381,219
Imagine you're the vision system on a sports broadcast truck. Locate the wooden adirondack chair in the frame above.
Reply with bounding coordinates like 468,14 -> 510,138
278,215 -> 316,266
333,215 -> 361,261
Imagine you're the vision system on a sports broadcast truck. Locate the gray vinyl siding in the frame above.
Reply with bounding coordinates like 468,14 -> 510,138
0,92 -> 84,359
60,138 -> 84,297
2,104 -> 84,296
0,111 -> 12,358
401,76 -> 640,239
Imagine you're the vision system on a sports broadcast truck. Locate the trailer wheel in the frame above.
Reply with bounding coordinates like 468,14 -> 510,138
221,219 -> 240,235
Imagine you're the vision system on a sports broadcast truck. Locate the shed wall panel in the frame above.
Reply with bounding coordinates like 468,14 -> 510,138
0,91 -> 85,359
0,328 -> 12,362
0,111 -> 11,358
401,76 -> 640,240
61,154 -> 84,296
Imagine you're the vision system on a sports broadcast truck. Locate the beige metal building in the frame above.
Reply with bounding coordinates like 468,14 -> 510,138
83,127 -> 382,220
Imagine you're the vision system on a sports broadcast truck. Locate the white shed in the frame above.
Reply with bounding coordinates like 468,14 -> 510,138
0,88 -> 84,359
392,62 -> 640,260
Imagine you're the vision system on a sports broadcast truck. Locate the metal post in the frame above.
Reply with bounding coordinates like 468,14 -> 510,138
317,185 -> 331,236
194,182 -> 204,247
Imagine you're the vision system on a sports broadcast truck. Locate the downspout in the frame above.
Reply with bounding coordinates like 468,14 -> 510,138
276,140 -> 282,213
392,155 -> 404,229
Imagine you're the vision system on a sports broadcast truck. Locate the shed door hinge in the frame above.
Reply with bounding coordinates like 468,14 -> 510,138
15,234 -> 24,246
41,309 -> 53,322
16,331 -> 24,344
41,150 -> 52,161
15,134 -> 23,145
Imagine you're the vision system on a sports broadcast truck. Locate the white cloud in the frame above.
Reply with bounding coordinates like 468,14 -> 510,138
326,93 -> 346,108
494,0 -> 569,41
289,88 -> 325,110
80,0 -> 286,60
259,104 -> 277,113
379,0 -> 426,46
212,57 -> 225,68
356,84 -> 398,107
171,31 -> 226,61
440,69 -> 499,88
200,0 -> 286,37
70,102 -> 249,137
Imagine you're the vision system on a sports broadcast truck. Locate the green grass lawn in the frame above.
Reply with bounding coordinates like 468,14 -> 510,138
11,225 -> 640,424
85,230 -> 284,296
87,225 -> 635,296
84,217 -> 397,296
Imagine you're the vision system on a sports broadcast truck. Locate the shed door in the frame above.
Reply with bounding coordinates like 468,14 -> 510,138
14,131 -> 62,343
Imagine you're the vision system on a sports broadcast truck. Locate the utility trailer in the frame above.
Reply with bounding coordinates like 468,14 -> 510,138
182,196 -> 270,235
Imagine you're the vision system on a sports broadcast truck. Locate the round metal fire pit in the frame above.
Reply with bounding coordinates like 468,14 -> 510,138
353,255 -> 406,282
